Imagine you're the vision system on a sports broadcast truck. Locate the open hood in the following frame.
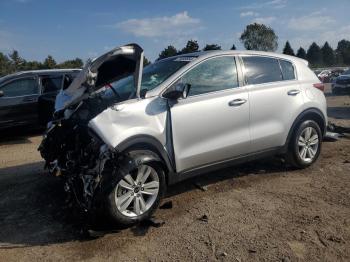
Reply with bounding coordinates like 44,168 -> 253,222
58,43 -> 144,110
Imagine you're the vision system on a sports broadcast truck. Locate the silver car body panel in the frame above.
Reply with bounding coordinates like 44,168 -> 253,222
88,49 -> 327,174
89,97 -> 168,150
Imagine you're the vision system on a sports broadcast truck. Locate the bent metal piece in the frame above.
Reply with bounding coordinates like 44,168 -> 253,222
57,44 -> 144,111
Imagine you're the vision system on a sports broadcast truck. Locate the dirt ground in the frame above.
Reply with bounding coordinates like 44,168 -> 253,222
0,85 -> 349,262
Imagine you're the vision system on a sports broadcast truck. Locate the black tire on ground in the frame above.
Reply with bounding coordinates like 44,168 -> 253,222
286,120 -> 322,169
104,159 -> 166,226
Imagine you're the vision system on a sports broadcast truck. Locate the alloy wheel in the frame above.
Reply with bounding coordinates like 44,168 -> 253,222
297,126 -> 319,163
114,164 -> 160,217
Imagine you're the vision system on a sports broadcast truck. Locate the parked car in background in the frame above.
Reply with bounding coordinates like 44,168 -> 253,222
332,68 -> 350,94
39,44 -> 327,226
317,69 -> 332,83
0,69 -> 80,130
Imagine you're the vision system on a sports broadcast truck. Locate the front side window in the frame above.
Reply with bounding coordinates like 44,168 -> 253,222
280,60 -> 295,80
242,56 -> 283,85
41,75 -> 63,93
0,78 -> 38,97
181,56 -> 238,96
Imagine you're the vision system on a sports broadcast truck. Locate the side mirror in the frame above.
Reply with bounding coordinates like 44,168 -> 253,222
0,90 -> 4,98
163,82 -> 191,100
140,88 -> 148,98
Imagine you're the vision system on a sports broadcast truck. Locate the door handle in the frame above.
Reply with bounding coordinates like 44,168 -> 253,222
228,98 -> 247,107
287,90 -> 300,96
23,97 -> 36,102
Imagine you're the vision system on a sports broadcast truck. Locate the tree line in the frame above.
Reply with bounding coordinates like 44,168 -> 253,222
157,23 -> 350,68
0,50 -> 83,77
1,22 -> 350,77
282,40 -> 350,68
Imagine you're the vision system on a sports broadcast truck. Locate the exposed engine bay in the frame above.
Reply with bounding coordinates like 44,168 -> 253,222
39,96 -> 112,211
38,44 -> 146,212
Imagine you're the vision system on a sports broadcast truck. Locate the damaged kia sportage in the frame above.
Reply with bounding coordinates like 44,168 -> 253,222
39,43 -> 327,225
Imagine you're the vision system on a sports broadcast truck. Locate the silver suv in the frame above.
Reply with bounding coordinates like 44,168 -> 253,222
39,44 -> 327,225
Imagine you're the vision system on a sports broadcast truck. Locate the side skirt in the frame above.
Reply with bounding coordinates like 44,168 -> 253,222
167,147 -> 284,185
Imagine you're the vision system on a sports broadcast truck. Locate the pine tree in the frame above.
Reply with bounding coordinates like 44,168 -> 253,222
307,42 -> 323,66
282,41 -> 295,56
296,47 -> 307,59
321,42 -> 335,66
336,39 -> 350,65
231,44 -> 237,50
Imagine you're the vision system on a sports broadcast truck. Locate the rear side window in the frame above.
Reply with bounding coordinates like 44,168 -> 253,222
182,56 -> 238,96
242,56 -> 283,85
280,60 -> 295,80
41,75 -> 63,93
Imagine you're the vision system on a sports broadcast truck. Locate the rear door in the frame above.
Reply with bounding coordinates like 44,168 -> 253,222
241,55 -> 303,151
170,56 -> 250,172
0,76 -> 39,127
38,74 -> 64,124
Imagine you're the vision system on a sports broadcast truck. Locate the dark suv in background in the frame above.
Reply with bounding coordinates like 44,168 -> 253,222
332,69 -> 350,94
0,69 -> 80,130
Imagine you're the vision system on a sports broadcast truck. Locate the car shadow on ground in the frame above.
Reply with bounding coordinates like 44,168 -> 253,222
0,161 -> 84,248
0,128 -> 43,145
0,157 -> 293,248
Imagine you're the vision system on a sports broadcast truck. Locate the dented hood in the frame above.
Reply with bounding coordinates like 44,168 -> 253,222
59,43 -> 144,110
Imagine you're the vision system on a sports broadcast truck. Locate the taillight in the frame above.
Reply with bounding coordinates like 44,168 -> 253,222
313,83 -> 325,92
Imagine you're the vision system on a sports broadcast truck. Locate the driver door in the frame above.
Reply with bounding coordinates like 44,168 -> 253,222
169,56 -> 251,173
0,77 -> 39,127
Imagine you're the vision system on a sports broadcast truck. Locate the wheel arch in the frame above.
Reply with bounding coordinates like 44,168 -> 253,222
285,108 -> 326,149
115,135 -> 175,184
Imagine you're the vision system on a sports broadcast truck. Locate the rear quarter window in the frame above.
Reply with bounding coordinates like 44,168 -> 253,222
242,56 -> 283,85
279,60 -> 295,80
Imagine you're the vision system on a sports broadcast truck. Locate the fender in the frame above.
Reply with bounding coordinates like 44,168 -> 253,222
115,135 -> 175,175
284,107 -> 326,151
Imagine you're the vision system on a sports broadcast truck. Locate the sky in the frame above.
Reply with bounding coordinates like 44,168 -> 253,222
0,0 -> 349,63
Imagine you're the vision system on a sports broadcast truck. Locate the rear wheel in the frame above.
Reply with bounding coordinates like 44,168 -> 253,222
287,120 -> 322,168
105,161 -> 166,226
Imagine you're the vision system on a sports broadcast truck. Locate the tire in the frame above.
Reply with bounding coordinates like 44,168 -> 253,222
104,159 -> 166,226
286,120 -> 322,168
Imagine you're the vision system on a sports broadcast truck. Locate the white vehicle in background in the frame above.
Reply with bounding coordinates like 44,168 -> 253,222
317,69 -> 332,83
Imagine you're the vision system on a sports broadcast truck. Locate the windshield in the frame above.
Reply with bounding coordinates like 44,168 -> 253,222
101,57 -> 193,100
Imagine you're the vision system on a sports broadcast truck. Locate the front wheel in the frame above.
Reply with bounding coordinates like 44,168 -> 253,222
287,120 -> 322,168
106,161 -> 166,226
